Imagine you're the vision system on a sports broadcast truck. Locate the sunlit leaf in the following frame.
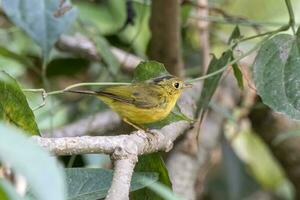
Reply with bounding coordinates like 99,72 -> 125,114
2,0 -> 77,60
0,123 -> 65,200
65,168 -> 158,200
0,71 -> 39,135
253,32 -> 300,120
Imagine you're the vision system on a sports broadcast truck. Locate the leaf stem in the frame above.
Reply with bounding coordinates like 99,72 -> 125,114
232,24 -> 290,46
188,34 -> 273,83
285,0 -> 296,34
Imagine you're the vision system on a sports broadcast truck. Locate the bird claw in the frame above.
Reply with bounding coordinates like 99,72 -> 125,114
143,129 -> 160,142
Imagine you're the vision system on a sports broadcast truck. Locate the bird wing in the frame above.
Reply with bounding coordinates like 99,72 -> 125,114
97,84 -> 166,109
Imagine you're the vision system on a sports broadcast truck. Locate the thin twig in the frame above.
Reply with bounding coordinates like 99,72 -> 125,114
285,0 -> 296,34
188,33 -> 274,83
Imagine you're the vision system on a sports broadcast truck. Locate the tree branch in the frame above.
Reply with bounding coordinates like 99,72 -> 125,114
33,121 -> 191,156
32,87 -> 199,199
106,154 -> 138,200
56,34 -> 142,73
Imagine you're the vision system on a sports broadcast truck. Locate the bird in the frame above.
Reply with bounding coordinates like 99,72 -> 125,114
67,75 -> 192,130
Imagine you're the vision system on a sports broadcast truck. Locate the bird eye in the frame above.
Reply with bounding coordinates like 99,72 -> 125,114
174,82 -> 180,89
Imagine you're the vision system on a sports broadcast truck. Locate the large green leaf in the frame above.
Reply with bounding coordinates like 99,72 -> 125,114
0,71 -> 39,135
253,32 -> 300,120
198,51 -> 232,111
0,179 -> 22,200
2,0 -> 77,60
0,123 -> 65,200
131,153 -> 172,200
65,168 -> 158,200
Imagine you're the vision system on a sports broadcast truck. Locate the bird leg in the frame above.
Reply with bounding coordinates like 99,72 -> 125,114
122,118 -> 156,140
123,118 -> 146,131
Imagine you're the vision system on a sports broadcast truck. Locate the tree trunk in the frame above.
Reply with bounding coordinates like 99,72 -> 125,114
148,0 -> 183,77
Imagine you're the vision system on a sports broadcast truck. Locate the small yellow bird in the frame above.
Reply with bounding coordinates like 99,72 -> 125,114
68,75 -> 192,130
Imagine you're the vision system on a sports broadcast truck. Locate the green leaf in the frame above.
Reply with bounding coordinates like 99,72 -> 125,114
2,0 -> 77,60
65,168 -> 158,200
75,0 -> 126,35
46,58 -> 90,77
230,53 -> 244,90
94,35 -> 120,75
131,153 -> 172,200
198,51 -> 232,110
138,177 -> 184,200
228,25 -> 242,46
0,179 -> 22,200
133,61 -> 169,82
0,71 -> 40,135
0,123 -> 65,200
253,33 -> 300,120
232,62 -> 244,90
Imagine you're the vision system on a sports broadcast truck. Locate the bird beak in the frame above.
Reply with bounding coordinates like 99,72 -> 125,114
183,83 -> 193,88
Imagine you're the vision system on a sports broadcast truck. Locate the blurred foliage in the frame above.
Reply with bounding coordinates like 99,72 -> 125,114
0,0 -> 300,199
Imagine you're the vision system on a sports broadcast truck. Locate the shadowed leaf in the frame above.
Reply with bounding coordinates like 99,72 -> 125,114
253,32 -> 300,120
131,153 -> 172,200
65,168 -> 158,200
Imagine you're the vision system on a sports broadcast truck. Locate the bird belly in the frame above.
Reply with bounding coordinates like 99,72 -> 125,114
98,96 -> 172,124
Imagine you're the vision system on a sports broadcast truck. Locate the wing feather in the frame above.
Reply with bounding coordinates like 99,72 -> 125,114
97,84 -> 166,109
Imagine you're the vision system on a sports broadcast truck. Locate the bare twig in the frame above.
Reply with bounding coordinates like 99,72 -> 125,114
56,34 -> 142,72
42,111 -> 121,138
34,121 -> 191,156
